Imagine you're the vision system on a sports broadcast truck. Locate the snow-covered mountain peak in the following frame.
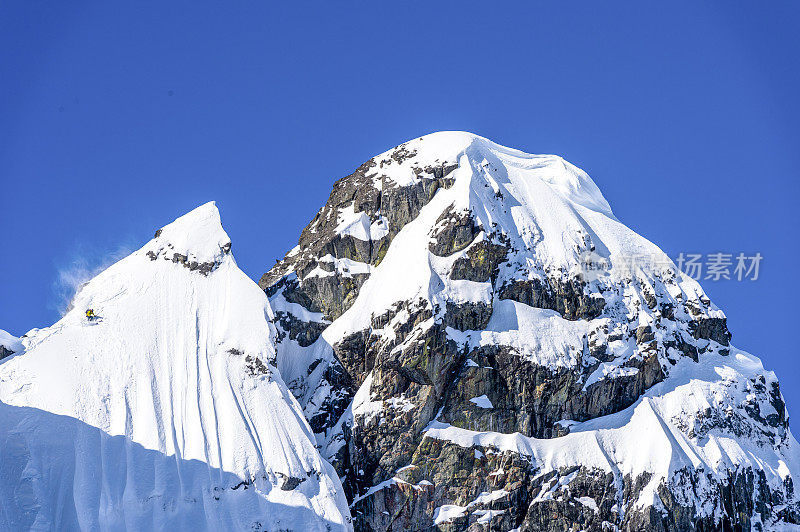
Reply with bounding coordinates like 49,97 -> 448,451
0,204 -> 351,530
373,131 -> 614,218
260,134 -> 799,529
143,200 -> 232,272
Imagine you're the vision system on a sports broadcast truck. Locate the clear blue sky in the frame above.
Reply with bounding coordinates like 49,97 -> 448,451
2,2 -> 798,425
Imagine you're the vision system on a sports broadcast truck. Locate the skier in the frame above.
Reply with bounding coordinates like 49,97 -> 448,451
85,309 -> 96,321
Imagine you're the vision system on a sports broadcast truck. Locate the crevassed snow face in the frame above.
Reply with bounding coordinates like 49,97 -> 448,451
0,203 -> 352,531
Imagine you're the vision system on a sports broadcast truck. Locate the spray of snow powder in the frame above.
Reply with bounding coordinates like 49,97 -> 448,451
51,240 -> 136,315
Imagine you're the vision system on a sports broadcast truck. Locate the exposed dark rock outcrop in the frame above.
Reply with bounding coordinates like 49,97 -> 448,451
689,316 -> 731,346
450,239 -> 509,283
259,144 -> 458,321
0,345 -> 14,360
498,278 -> 605,321
429,207 -> 480,257
441,346 -> 666,439
443,301 -> 493,332
144,240 -> 231,276
274,311 -> 327,347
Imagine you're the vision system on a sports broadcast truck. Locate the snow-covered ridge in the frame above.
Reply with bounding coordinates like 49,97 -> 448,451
0,203 -> 351,530
370,131 -> 614,217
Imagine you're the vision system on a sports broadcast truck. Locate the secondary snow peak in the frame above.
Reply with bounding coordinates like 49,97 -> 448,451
0,200 -> 353,530
144,201 -> 233,275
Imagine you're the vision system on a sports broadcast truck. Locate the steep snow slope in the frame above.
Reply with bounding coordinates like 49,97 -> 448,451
0,203 -> 351,531
261,132 -> 799,530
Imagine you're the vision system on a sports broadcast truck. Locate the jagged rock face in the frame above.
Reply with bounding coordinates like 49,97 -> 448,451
259,149 -> 458,322
261,132 -> 799,530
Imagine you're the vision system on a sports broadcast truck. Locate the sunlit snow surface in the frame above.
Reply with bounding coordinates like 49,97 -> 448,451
0,203 -> 350,531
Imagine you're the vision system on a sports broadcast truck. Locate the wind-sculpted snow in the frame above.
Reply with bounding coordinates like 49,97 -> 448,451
0,202 -> 351,531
